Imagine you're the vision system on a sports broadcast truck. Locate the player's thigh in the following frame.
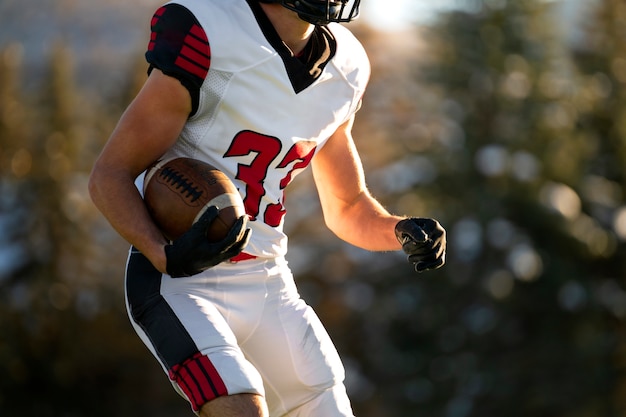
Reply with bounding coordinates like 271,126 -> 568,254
283,384 -> 353,417
240,275 -> 348,415
125,248 -> 265,412
199,393 -> 268,417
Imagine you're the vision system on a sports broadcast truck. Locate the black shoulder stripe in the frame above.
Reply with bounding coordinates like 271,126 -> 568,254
146,4 -> 211,115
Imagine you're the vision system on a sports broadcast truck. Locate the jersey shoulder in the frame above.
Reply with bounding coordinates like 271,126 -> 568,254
169,0 -> 273,72
327,23 -> 371,91
145,2 -> 212,115
146,3 -> 211,84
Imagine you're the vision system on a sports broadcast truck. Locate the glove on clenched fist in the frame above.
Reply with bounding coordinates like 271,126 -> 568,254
395,217 -> 446,273
165,206 -> 251,277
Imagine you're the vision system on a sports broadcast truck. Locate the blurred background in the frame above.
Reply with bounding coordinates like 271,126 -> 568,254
1,0 -> 625,416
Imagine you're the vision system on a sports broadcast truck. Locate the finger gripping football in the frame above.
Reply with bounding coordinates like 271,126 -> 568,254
143,157 -> 245,242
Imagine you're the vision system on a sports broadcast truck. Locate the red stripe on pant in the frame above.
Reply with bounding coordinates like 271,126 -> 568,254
169,353 -> 228,411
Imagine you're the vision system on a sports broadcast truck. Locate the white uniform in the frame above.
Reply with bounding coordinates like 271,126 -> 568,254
125,0 -> 370,415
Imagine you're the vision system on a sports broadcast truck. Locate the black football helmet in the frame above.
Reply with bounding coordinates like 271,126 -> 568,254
260,0 -> 361,25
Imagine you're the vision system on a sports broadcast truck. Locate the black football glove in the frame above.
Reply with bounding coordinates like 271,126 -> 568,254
395,217 -> 446,273
165,206 -> 251,277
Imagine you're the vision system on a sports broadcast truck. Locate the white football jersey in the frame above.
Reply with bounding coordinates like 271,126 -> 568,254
147,0 -> 370,257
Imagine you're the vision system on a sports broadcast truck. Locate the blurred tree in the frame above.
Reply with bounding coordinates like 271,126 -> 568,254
570,0 -> 626,415
290,1 -> 622,417
2,0 -> 624,416
0,41 -> 187,416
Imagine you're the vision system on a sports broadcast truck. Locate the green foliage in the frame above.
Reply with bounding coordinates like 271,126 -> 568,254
0,41 -> 188,416
306,1 -> 626,417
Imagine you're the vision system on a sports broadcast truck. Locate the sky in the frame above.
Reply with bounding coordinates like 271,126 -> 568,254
360,0 -> 592,31
361,0 -> 461,30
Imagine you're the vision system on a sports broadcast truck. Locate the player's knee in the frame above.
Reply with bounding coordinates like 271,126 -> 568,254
199,393 -> 268,417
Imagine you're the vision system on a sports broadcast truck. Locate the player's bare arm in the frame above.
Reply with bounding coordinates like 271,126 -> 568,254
312,115 -> 404,251
313,116 -> 446,271
88,69 -> 191,273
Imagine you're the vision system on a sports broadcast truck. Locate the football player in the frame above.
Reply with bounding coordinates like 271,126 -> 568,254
88,0 -> 446,416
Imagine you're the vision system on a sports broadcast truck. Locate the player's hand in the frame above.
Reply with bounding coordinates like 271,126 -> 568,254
164,206 -> 251,277
395,217 -> 446,273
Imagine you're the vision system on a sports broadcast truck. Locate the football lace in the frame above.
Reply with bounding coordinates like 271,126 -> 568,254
159,167 -> 203,202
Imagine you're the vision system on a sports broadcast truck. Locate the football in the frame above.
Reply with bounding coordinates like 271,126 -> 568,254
143,157 -> 245,242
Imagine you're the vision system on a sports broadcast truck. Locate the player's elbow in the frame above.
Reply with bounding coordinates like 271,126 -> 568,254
321,191 -> 366,243
322,211 -> 343,239
88,160 -> 117,208
88,164 -> 104,205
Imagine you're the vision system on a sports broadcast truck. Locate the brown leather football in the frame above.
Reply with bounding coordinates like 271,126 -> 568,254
143,157 -> 245,242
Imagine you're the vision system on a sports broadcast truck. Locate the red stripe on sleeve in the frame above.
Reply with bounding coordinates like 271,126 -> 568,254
185,35 -> 210,57
151,6 -> 166,26
180,45 -> 210,71
189,24 -> 206,40
175,56 -> 209,79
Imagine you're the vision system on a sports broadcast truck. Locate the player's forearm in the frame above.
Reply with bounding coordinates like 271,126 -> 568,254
88,166 -> 168,272
324,192 -> 404,252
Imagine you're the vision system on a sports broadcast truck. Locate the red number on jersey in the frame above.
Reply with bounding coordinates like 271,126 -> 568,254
224,130 -> 317,227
